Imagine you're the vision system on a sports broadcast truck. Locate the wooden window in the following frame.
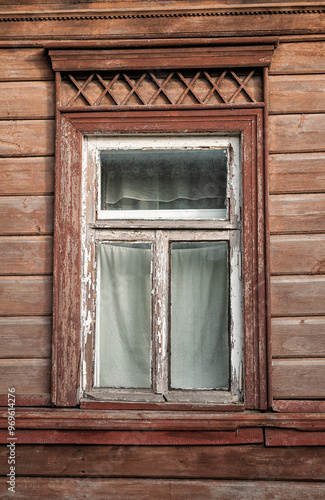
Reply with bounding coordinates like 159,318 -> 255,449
82,134 -> 242,405
48,42 -> 274,412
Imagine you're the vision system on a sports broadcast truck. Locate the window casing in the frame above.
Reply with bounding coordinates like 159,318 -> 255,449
82,135 -> 243,405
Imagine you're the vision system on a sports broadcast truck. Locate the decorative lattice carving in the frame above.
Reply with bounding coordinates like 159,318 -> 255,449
60,69 -> 263,108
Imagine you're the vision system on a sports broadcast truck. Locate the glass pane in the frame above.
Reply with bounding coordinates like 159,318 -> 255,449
100,148 -> 228,217
170,241 -> 229,390
97,242 -> 152,388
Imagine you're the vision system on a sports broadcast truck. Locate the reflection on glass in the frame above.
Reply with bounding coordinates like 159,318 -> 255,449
170,241 -> 229,390
97,242 -> 152,388
100,148 -> 228,217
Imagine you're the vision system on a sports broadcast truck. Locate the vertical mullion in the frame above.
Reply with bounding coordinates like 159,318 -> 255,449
153,230 -> 169,395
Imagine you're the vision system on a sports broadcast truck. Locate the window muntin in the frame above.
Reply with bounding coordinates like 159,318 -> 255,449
84,135 -> 243,404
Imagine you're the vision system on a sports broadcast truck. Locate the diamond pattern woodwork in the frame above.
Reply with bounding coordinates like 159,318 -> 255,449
61,69 -> 263,108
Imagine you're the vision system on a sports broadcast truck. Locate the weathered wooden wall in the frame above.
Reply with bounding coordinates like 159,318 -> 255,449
269,41 -> 325,402
0,23 -> 325,500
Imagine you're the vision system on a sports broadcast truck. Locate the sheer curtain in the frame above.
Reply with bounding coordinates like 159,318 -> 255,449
170,241 -> 229,390
97,242 -> 152,388
101,149 -> 227,212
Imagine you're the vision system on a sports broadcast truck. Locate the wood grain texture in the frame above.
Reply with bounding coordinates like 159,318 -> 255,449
0,120 -> 55,157
271,317 -> 325,358
270,235 -> 325,275
0,48 -> 53,81
1,478 -> 325,500
0,317 -> 51,358
0,196 -> 53,235
272,359 -> 325,399
269,194 -> 325,234
0,359 -> 50,395
272,400 -> 325,413
269,153 -> 325,194
0,428 -> 263,445
0,444 -> 324,479
265,429 -> 325,447
0,276 -> 52,316
269,74 -> 325,115
0,157 -> 54,195
0,236 -> 53,275
271,276 -> 325,317
270,41 -> 325,75
0,82 -> 54,119
269,114 -> 325,154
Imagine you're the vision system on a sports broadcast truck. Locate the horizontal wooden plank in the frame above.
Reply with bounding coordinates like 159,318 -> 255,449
0,444 -> 324,479
270,41 -> 325,75
270,235 -> 325,275
0,81 -> 54,119
269,152 -> 325,194
271,276 -> 325,317
0,236 -> 53,275
272,359 -> 325,399
269,114 -> 325,154
272,400 -> 325,413
0,317 -> 51,358
0,394 -> 50,407
265,429 -> 325,447
0,196 -> 53,235
0,428 -> 263,445
271,317 -> 325,358
269,194 -> 325,234
1,408 -> 324,431
0,359 -> 50,397
269,74 -> 325,114
0,120 -> 55,157
0,276 -> 52,316
0,157 -> 54,195
1,478 -> 325,500
0,48 -> 53,81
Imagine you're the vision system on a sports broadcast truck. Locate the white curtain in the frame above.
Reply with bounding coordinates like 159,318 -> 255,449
97,242 -> 152,388
101,149 -> 227,211
170,242 -> 229,390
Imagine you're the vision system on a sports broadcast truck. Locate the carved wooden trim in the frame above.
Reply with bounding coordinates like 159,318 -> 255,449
57,68 -> 263,111
1,7 -> 325,23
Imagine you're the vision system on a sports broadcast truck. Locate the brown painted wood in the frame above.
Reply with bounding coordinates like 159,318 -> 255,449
270,41 -> 325,75
272,400 -> 325,413
0,394 -> 50,407
1,407 -> 324,431
265,429 -> 325,447
0,82 -> 54,119
52,114 -> 82,407
1,478 -> 325,500
0,276 -> 52,316
0,317 -> 51,358
269,153 -> 325,194
271,275 -> 325,317
0,428 -> 263,445
271,276 -> 325,317
271,317 -> 325,358
269,114 -> 325,154
0,48 -> 53,81
270,235 -> 325,275
269,75 -> 325,115
269,194 -> 325,234
0,444 -> 324,479
0,120 -> 55,157
0,157 -> 54,195
272,359 -> 325,399
0,236 -> 53,275
0,196 -> 53,235
49,45 -> 274,72
0,359 -> 50,397
0,9 -> 324,39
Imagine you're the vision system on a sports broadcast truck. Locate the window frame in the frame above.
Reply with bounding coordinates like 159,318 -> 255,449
52,108 -> 267,411
85,134 -> 242,406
